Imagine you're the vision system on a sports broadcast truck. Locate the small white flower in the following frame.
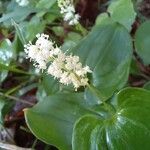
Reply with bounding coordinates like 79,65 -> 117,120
60,72 -> 71,85
47,52 -> 91,90
81,78 -> 88,86
35,51 -> 45,62
48,64 -> 63,78
25,45 -> 38,60
64,12 -> 74,21
57,0 -> 80,25
16,0 -> 29,6
84,66 -> 92,73
41,49 -> 51,60
24,33 -> 55,70
53,47 -> 61,55
67,5 -> 75,12
36,34 -> 54,51
38,61 -> 47,70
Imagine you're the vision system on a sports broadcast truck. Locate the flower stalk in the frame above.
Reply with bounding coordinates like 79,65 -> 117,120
87,84 -> 115,114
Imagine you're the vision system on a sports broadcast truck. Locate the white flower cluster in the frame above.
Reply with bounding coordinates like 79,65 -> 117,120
24,33 -> 92,90
57,0 -> 80,25
16,0 -> 29,6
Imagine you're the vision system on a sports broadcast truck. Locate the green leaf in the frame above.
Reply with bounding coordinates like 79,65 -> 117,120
0,63 -> 31,75
12,19 -> 26,45
129,58 -> 140,75
44,12 -> 58,24
52,26 -> 64,36
20,16 -> 45,41
0,99 -> 14,123
108,0 -> 136,31
0,6 -> 36,25
36,74 -> 75,102
25,93 -> 93,150
40,75 -> 60,96
72,22 -> 132,99
72,115 -> 106,150
84,88 -> 100,106
73,88 -> 150,150
0,39 -> 13,83
96,0 -> 136,31
143,81 -> 150,90
12,35 -> 24,54
96,13 -> 114,26
36,0 -> 56,9
65,32 -> 82,43
135,21 -> 150,65
62,41 -> 77,51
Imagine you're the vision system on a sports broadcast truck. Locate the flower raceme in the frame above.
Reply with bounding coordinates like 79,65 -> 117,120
57,0 -> 80,25
24,33 -> 92,90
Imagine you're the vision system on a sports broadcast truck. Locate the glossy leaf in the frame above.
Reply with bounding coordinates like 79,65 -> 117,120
72,23 -> 132,99
72,115 -> 106,150
25,93 -> 94,150
135,21 -> 150,65
73,88 -> 150,150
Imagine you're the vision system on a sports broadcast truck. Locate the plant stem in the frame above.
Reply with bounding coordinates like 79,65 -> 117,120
87,84 -> 115,114
31,138 -> 38,150
4,81 -> 28,95
75,23 -> 88,36
20,126 -> 31,133
0,92 -> 34,106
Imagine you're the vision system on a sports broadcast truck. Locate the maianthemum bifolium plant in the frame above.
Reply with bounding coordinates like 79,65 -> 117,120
0,0 -> 150,149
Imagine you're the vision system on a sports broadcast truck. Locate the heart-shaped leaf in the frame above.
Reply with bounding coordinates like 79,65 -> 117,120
72,22 -> 132,99
73,88 -> 150,150
25,93 -> 94,150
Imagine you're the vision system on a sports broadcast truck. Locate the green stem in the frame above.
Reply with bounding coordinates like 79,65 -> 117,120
0,92 -> 34,106
87,84 -> 115,114
31,138 -> 38,150
5,81 -> 28,95
75,23 -> 88,36
20,126 -> 31,133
